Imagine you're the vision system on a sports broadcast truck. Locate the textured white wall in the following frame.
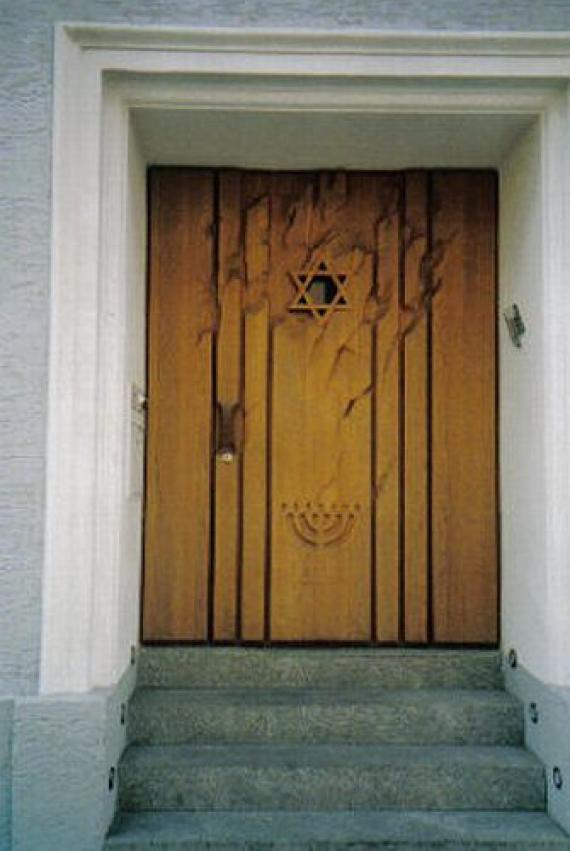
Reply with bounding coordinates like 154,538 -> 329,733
500,115 -> 570,688
499,124 -> 550,677
113,124 -> 147,686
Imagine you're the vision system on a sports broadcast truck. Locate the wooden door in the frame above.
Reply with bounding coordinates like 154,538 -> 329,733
143,169 -> 497,645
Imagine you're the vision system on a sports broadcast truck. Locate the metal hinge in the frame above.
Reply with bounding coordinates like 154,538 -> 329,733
131,385 -> 148,416
503,303 -> 526,349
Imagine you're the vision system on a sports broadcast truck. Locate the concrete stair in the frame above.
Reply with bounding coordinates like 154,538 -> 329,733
118,743 -> 544,812
128,687 -> 523,746
134,647 -> 504,690
106,648 -> 570,849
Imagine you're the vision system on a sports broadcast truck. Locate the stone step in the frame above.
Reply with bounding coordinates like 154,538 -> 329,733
119,744 -> 544,812
106,810 -> 570,849
129,687 -> 523,746
137,647 -> 503,690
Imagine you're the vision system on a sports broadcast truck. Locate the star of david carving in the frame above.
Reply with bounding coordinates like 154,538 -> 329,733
289,260 -> 350,323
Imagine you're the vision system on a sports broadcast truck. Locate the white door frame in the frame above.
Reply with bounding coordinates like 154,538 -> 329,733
43,24 -> 570,693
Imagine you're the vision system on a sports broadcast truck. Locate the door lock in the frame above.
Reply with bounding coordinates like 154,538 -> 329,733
215,402 -> 240,463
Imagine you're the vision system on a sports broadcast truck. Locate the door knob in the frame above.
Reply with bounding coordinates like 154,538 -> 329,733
217,448 -> 235,464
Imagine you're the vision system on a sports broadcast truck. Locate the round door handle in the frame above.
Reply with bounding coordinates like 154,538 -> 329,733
217,447 -> 236,464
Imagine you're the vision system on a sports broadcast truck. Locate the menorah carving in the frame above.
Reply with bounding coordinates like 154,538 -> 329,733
282,501 -> 360,547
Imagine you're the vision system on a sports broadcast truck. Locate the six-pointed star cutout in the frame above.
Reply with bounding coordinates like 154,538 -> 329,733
289,260 -> 350,323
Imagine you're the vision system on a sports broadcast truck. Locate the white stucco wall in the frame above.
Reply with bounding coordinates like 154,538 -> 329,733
500,123 -> 550,678
499,107 -> 570,689
87,121 -> 147,689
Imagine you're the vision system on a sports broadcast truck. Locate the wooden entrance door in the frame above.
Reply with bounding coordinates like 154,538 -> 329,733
143,169 -> 497,645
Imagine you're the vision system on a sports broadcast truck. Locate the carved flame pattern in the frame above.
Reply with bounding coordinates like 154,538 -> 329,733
282,502 -> 360,547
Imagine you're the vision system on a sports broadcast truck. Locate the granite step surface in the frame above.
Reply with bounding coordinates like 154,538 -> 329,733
108,648 -> 568,850
128,687 -> 523,746
106,810 -> 570,850
118,743 -> 545,812
137,648 -> 504,690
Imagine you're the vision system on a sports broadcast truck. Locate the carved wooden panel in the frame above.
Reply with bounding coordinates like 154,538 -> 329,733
289,260 -> 350,322
431,172 -> 498,643
269,173 -> 375,641
403,171 -> 429,643
282,503 -> 361,547
143,169 -> 215,641
142,168 -> 497,646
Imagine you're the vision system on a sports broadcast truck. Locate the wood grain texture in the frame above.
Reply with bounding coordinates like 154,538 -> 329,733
142,168 -> 498,647
240,173 -> 271,641
269,172 -> 374,641
374,175 -> 401,642
213,173 -> 242,641
403,172 -> 429,643
143,169 -> 215,641
431,171 -> 498,644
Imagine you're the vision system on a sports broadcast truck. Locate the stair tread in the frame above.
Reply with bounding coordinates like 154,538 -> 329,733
122,743 -> 541,770
106,810 -> 570,847
138,647 -> 503,689
139,648 -> 501,659
129,687 -> 523,746
132,687 -> 517,705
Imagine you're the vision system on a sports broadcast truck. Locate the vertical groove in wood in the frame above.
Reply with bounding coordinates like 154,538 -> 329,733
431,171 -> 498,644
426,172 -> 434,645
143,169 -> 215,641
241,173 -> 271,641
397,173 -> 406,645
403,171 -> 429,643
208,175 -> 219,643
260,178 -> 275,644
264,293 -> 274,643
213,172 -> 242,641
237,253 -> 246,642
374,176 -> 401,643
370,243 -> 378,645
